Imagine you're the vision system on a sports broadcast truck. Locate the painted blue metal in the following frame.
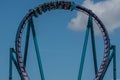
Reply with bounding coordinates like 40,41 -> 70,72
23,21 -> 31,67
9,48 -> 22,80
100,45 -> 116,80
113,46 -> 116,80
78,16 -> 91,80
30,18 -> 45,80
90,16 -> 98,75
9,48 -> 12,80
71,2 -> 76,11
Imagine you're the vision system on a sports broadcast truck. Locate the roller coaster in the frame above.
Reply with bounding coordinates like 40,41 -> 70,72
9,1 -> 117,80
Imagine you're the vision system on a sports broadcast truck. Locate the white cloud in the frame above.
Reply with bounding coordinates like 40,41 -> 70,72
68,0 -> 120,34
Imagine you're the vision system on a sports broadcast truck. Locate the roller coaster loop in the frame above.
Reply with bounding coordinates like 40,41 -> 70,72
9,1 -> 116,80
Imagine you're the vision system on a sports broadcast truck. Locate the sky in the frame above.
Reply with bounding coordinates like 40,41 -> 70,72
0,0 -> 120,80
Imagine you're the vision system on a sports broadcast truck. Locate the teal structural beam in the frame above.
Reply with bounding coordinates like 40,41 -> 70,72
100,48 -> 113,79
9,48 -> 13,80
30,18 -> 45,80
100,45 -> 116,80
9,48 -> 22,80
23,20 -> 31,67
90,16 -> 98,75
113,46 -> 116,80
12,54 -> 22,80
78,16 -> 91,80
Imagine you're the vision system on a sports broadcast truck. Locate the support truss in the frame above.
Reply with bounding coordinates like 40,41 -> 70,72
9,16 -> 116,80
77,16 -> 116,80
9,18 -> 45,80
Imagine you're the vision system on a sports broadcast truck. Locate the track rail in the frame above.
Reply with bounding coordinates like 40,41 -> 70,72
15,1 -> 110,80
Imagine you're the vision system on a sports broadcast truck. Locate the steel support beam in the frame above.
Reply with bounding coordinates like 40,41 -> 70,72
9,48 -> 22,80
100,45 -> 116,80
30,18 -> 45,80
113,46 -> 116,80
9,48 -> 13,80
78,16 -> 91,80
23,20 -> 31,67
90,16 -> 98,75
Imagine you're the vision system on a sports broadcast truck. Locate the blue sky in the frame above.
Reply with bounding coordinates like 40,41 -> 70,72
0,0 -> 120,80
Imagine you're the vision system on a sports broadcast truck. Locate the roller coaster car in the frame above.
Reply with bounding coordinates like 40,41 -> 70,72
35,5 -> 42,15
36,7 -> 41,15
49,2 -> 55,10
33,10 -> 39,17
53,1 -> 59,9
63,2 -> 71,10
46,2 -> 51,11
58,1 -> 65,9
42,3 -> 47,12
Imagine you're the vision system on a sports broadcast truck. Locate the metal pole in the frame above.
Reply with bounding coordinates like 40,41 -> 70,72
100,46 -> 116,80
9,48 -> 13,80
9,48 -> 23,80
23,20 -> 31,67
100,52 -> 113,80
113,46 -> 116,80
30,18 -> 45,80
90,16 -> 98,75
12,53 -> 22,78
78,16 -> 90,80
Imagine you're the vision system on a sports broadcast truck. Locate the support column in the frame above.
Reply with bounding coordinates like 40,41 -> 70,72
9,48 -> 22,80
30,18 -> 45,80
100,45 -> 116,80
23,20 -> 31,67
90,16 -> 98,75
9,48 -> 13,80
113,46 -> 116,80
78,16 -> 90,80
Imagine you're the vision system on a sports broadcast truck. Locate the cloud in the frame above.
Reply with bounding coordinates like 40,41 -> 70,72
68,0 -> 120,34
